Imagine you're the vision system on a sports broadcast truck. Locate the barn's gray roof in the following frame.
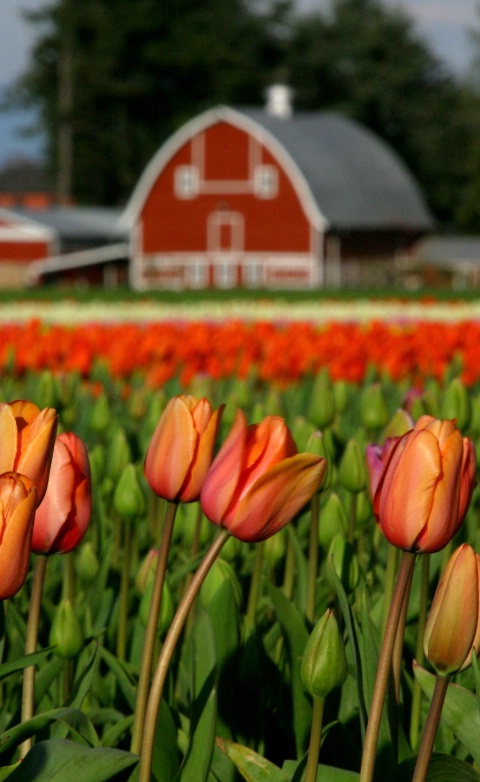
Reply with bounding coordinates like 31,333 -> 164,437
240,109 -> 434,232
14,206 -> 125,244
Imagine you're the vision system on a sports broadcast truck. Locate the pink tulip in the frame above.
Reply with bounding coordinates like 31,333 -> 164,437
201,411 -> 326,542
32,433 -> 91,554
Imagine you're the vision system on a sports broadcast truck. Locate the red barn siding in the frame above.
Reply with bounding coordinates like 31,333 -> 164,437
0,240 -> 50,262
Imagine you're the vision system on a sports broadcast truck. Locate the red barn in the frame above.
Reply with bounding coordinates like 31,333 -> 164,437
122,99 -> 433,290
0,208 -> 57,287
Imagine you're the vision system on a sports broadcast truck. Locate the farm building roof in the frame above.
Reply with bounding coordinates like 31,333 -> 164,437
239,108 -> 434,232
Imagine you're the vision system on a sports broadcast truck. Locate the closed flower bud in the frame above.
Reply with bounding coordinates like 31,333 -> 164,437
89,393 -> 111,434
301,609 -> 348,698
424,544 -> 480,674
372,416 -> 476,553
308,368 -> 336,429
306,431 -> 334,491
263,527 -> 288,569
135,549 -> 159,594
380,409 -> 414,442
75,542 -> 99,585
144,395 -> 224,503
441,378 -> 471,432
333,380 -> 351,415
199,557 -> 242,609
201,411 -> 326,542
291,417 -> 316,453
106,428 -> 132,483
360,383 -> 389,431
338,438 -> 367,494
318,492 -> 348,550
113,464 -> 145,521
49,599 -> 84,659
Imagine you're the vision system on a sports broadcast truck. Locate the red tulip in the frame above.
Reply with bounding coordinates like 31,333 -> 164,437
144,395 -> 224,503
0,401 -> 58,504
372,415 -> 476,552
200,411 -> 326,542
32,433 -> 92,555
0,472 -> 37,599
424,544 -> 480,674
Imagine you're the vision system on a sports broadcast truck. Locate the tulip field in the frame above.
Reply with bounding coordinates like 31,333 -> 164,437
2,294 -> 480,782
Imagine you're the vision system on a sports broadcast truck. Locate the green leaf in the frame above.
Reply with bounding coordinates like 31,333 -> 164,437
176,610 -> 217,782
0,707 -> 97,754
216,738 -> 289,782
470,650 -> 480,714
7,739 -> 138,782
327,555 -> 367,741
414,663 -> 480,764
0,648 -> 53,683
97,646 -> 136,711
283,759 -> 360,781
0,762 -> 21,781
387,752 -> 480,781
264,581 -> 311,756
150,700 -> 180,782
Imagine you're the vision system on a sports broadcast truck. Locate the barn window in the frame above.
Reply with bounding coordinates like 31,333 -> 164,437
175,165 -> 199,199
254,165 -> 278,198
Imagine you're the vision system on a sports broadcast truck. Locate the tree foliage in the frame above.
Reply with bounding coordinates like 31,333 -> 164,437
10,0 -> 480,230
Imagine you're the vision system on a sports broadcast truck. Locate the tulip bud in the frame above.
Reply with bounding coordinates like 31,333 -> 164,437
135,549 -> 159,594
199,557 -> 242,609
36,370 -> 58,410
113,464 -> 146,521
106,428 -> 132,482
380,409 -> 414,442
441,378 -> 471,432
333,380 -> 351,415
338,439 -> 367,494
88,443 -> 105,488
139,577 -> 174,634
263,527 -> 287,569
470,394 -> 480,437
355,489 -> 372,527
326,534 -> 360,592
306,430 -> 334,490
49,599 -> 84,658
291,417 -> 316,453
89,393 -> 111,434
360,383 -> 389,431
75,542 -> 99,585
301,609 -> 348,698
424,544 -> 480,675
308,368 -> 336,429
318,493 -> 348,550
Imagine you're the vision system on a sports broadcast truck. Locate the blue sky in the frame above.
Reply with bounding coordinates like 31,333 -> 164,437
0,0 -> 479,168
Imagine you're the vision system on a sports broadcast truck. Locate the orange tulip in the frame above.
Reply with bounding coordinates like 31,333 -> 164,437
32,433 -> 92,555
144,395 -> 224,503
424,544 -> 480,674
200,411 -> 326,542
0,401 -> 58,505
372,415 -> 476,553
0,472 -> 37,599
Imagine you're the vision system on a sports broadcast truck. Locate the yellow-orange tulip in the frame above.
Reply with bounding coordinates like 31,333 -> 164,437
200,411 -> 326,542
372,415 -> 476,552
424,544 -> 480,674
0,401 -> 58,505
144,395 -> 224,503
0,472 -> 37,599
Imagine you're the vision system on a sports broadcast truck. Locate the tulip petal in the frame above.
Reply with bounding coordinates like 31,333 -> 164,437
0,404 -> 17,475
225,453 -> 326,542
179,404 -> 224,502
144,397 -> 198,500
201,410 -> 247,523
416,429 -> 463,552
379,429 -> 441,550
0,479 -> 36,600
240,417 -> 297,498
190,398 -> 214,434
31,440 -> 75,553
16,408 -> 58,503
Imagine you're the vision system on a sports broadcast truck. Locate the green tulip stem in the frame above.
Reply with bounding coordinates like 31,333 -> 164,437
348,491 -> 357,544
306,494 -> 320,623
19,554 -> 49,759
283,530 -> 296,600
246,540 -> 265,628
359,550 -> 416,782
130,500 -> 178,755
381,544 -> 399,640
305,695 -> 325,782
412,674 -> 450,782
410,554 -> 430,750
116,518 -> 132,662
138,529 -> 229,782
392,577 -> 410,704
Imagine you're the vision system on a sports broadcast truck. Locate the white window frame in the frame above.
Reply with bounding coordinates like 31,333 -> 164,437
254,165 -> 278,199
174,165 -> 199,199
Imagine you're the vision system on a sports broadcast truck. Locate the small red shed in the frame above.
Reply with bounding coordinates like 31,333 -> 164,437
120,99 -> 434,290
0,208 -> 57,287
